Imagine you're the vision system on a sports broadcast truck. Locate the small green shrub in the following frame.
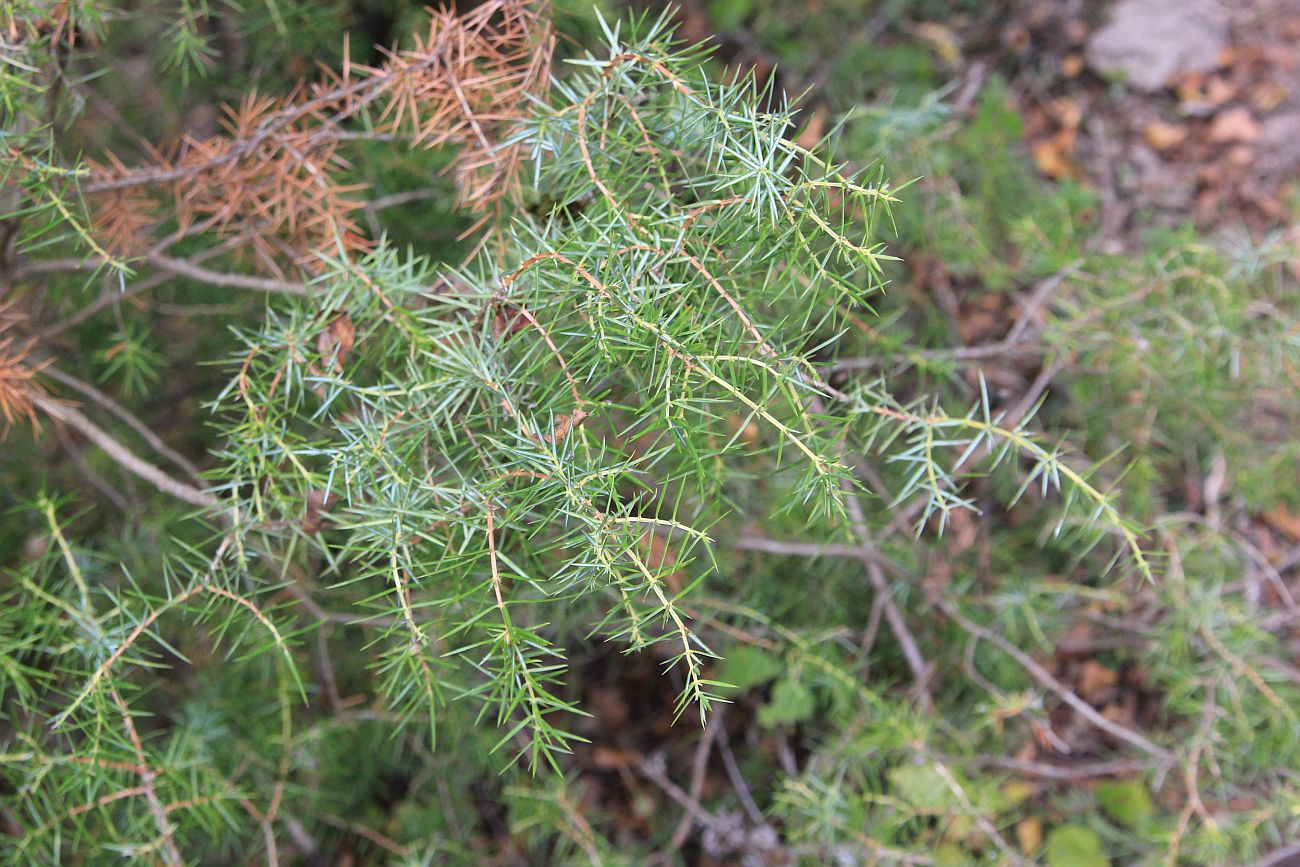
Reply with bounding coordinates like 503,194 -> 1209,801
3,2 -> 1298,864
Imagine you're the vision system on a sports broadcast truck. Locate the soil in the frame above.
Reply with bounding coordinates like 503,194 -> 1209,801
1009,0 -> 1300,241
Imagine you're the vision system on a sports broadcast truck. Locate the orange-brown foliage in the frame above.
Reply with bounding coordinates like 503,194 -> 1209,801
83,0 -> 552,274
0,303 -> 47,436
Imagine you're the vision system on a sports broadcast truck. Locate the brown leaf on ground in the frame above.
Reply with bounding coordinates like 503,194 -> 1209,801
1033,134 -> 1078,180
492,302 -> 530,340
945,509 -> 979,555
1077,660 -> 1119,703
725,412 -> 760,447
301,489 -> 340,533
958,291 -> 1013,345
1016,817 -> 1044,854
913,21 -> 963,66
1250,81 -> 1288,114
1055,619 -> 1096,657
1209,107 -> 1262,144
1226,145 -> 1255,167
1144,119 -> 1189,151
1051,96 -> 1084,131
1179,72 -> 1237,107
591,746 -> 639,770
1262,505 -> 1300,543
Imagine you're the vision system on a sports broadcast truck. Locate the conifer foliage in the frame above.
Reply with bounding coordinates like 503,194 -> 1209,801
4,1 -> 1298,864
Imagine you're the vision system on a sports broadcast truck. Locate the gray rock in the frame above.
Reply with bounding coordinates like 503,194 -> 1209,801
1258,110 -> 1300,174
1087,0 -> 1229,92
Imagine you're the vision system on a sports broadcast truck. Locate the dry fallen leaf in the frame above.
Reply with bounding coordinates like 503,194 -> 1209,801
1204,76 -> 1237,106
1177,72 -> 1209,105
1033,136 -> 1078,180
591,745 -> 639,769
492,302 -> 529,340
725,412 -> 760,447
947,508 -> 979,554
913,21 -> 962,65
1051,96 -> 1084,131
1226,145 -> 1255,167
1102,702 -> 1135,728
1002,780 -> 1037,803
1016,817 -> 1044,854
301,488 -> 339,533
1144,119 -> 1188,151
1209,107 -> 1262,144
1250,82 -> 1288,114
1056,619 -> 1096,656
1263,505 -> 1300,543
1077,660 -> 1119,702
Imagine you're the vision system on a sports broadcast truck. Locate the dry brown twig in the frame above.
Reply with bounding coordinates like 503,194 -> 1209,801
62,1 -> 552,275
933,595 -> 1173,764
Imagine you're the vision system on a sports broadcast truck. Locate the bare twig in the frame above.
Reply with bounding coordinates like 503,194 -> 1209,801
716,721 -> 766,827
732,531 -> 899,570
832,263 -> 1077,374
840,480 -> 934,710
31,393 -> 219,510
1252,844 -> 1300,867
39,364 -> 203,480
50,424 -> 130,509
147,254 -> 309,296
833,341 -> 1044,372
943,754 -> 1153,781
934,596 -> 1173,763
638,751 -> 724,837
667,707 -> 724,853
32,243 -> 236,340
